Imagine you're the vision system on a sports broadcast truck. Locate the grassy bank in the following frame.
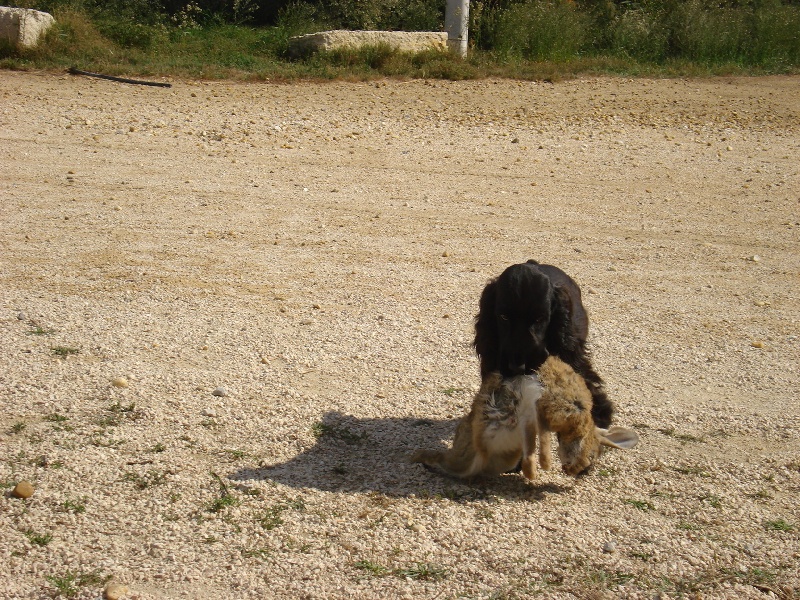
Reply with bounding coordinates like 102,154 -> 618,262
2,0 -> 799,80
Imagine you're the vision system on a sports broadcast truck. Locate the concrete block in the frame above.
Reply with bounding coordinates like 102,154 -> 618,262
289,30 -> 448,57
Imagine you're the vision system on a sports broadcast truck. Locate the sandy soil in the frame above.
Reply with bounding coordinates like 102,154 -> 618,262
1,70 -> 798,599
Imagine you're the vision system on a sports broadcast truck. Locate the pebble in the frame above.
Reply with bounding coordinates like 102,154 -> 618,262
743,544 -> 756,557
17,312 -> 26,320
104,583 -> 128,600
12,480 -> 35,499
751,341 -> 764,349
112,377 -> 129,388
603,540 -> 617,553
201,408 -> 217,417
212,387 -> 228,397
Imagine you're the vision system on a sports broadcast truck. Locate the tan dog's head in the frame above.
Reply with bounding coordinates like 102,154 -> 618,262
557,426 -> 640,476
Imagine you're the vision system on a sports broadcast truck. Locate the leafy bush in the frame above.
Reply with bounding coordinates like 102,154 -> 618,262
609,6 -> 669,62
671,0 -> 751,64
494,0 -> 590,61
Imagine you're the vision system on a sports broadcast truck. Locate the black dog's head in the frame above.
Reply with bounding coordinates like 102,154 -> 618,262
473,262 -> 579,378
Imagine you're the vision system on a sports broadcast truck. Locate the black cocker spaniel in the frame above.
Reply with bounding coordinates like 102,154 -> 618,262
473,260 -> 614,428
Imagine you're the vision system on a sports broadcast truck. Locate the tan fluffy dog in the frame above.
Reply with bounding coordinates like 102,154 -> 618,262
411,356 -> 638,480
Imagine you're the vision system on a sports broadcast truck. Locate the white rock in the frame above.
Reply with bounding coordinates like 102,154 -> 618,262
0,7 -> 55,48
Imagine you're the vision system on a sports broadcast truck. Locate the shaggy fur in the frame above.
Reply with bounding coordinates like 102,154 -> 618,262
473,260 -> 614,428
411,357 -> 638,480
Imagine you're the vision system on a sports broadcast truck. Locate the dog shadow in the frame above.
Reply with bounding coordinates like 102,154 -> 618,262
228,411 -> 570,501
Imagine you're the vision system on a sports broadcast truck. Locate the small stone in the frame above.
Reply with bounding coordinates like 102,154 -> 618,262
12,480 -> 35,499
104,583 -> 128,600
17,312 -> 27,320
602,540 -> 617,553
112,377 -> 129,388
212,387 -> 228,397
743,544 -> 756,557
748,255 -> 761,262
751,341 -> 764,349
201,408 -> 217,417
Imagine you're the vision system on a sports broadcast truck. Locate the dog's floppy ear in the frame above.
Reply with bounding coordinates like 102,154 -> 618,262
547,285 -> 581,357
473,279 -> 499,377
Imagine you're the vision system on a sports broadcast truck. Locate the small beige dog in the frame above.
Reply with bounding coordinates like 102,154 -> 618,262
411,356 -> 638,479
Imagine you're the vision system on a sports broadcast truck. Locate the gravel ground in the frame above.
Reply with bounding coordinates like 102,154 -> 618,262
1,70 -> 799,600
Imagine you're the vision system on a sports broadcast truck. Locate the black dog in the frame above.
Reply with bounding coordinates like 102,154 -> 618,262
473,260 -> 614,428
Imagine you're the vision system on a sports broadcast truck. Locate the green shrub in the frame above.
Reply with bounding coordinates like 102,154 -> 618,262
494,0 -> 590,61
750,2 -> 800,66
672,0 -> 751,64
609,6 -> 669,62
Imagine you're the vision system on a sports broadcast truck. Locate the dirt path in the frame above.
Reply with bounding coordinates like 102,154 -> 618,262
1,70 -> 799,599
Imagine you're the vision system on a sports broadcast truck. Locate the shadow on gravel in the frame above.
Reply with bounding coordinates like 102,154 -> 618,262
229,411 -> 571,501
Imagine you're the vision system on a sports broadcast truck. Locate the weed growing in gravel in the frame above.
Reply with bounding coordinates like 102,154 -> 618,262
624,498 -> 655,511
656,427 -> 704,443
27,326 -> 53,335
719,566 -> 779,587
441,387 -> 464,396
764,519 -> 794,532
26,530 -> 53,546
395,562 -> 448,581
45,413 -> 69,423
61,498 -> 87,514
10,421 -> 26,433
123,469 -> 168,489
206,471 -> 240,513
242,547 -> 271,559
51,346 -> 80,357
259,506 -> 285,530
585,568 -> 635,588
749,489 -> 772,500
311,421 -> 369,444
208,494 -> 240,513
475,506 -> 494,520
150,442 -> 166,453
44,413 -> 74,432
673,465 -> 712,477
109,400 -> 137,414
258,497 -> 305,530
45,570 -> 109,598
355,559 -> 390,577
597,467 -> 616,477
677,521 -> 700,531
699,494 -> 722,508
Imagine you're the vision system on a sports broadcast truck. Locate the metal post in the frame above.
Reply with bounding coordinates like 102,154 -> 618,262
445,0 -> 469,57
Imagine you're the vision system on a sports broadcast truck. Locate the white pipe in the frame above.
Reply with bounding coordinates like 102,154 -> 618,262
445,0 -> 469,57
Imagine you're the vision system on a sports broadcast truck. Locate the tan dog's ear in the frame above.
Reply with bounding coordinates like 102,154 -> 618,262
596,426 -> 639,449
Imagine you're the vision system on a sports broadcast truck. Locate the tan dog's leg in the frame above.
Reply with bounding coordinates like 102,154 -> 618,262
521,419 -> 538,480
537,414 -> 552,471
